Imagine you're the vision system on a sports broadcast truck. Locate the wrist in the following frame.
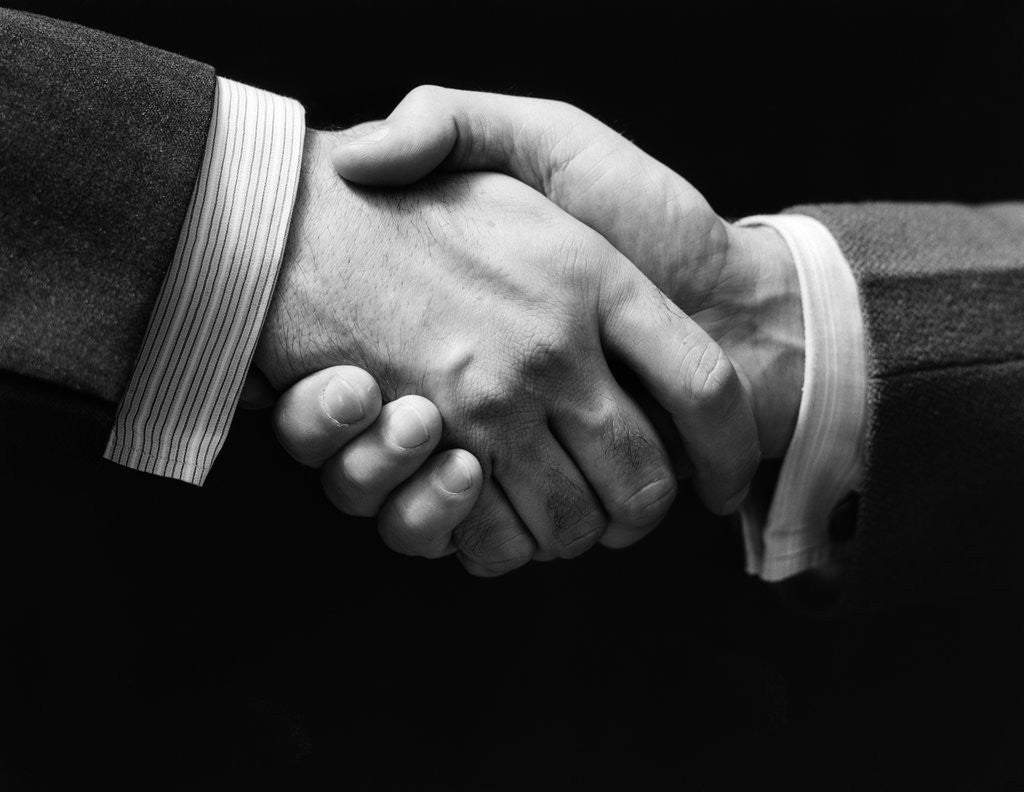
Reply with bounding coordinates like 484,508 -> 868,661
258,127 -> 329,389
723,222 -> 804,459
256,129 -> 346,389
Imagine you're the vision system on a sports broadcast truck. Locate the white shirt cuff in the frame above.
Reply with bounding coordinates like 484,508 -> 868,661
104,77 -> 305,485
736,214 -> 868,581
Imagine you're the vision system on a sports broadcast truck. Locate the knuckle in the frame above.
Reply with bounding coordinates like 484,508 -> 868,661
455,343 -> 573,428
458,375 -> 522,425
532,104 -> 604,198
546,469 -> 606,557
599,409 -> 661,472
517,323 -> 577,380
405,83 -> 446,107
565,390 -> 625,443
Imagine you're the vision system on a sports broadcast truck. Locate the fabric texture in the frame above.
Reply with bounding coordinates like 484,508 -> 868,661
0,8 -> 216,402
790,202 -> 1024,607
737,214 -> 867,582
104,78 -> 304,485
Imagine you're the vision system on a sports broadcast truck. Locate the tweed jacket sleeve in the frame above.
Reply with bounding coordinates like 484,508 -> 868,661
0,8 -> 216,404
790,203 -> 1024,607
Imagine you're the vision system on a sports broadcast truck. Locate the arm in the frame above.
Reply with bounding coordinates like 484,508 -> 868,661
791,203 -> 1024,607
0,8 -> 215,401
1,10 -> 300,486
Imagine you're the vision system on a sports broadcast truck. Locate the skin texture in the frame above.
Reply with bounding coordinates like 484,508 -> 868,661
256,128 -> 760,575
333,87 -> 804,460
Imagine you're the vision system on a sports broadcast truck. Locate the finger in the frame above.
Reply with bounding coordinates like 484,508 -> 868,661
377,449 -> 483,558
332,99 -> 457,186
608,362 -> 694,481
273,366 -> 383,467
497,432 -> 608,560
600,277 -> 760,515
320,395 -> 442,517
239,368 -> 276,409
550,377 -> 677,551
453,480 -> 537,577
331,86 -> 583,189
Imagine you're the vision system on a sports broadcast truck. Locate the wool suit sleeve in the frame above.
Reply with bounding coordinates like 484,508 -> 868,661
0,8 -> 216,404
789,203 -> 1024,607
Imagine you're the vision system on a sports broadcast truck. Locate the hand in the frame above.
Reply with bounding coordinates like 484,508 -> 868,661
254,129 -> 759,575
271,365 -> 484,557
332,87 -> 804,460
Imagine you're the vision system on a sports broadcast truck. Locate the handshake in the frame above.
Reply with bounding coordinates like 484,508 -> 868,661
251,87 -> 805,576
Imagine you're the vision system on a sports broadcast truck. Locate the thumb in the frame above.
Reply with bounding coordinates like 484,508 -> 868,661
331,90 -> 459,186
330,87 -> 711,302
330,85 -> 587,189
599,271 -> 761,515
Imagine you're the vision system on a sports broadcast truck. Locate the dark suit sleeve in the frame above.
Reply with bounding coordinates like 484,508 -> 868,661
0,9 -> 216,404
789,203 -> 1024,607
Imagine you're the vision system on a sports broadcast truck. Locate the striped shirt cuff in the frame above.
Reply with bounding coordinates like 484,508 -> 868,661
104,77 -> 305,485
736,214 -> 868,582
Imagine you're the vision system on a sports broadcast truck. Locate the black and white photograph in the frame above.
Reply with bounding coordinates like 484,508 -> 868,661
2,1 -> 1023,788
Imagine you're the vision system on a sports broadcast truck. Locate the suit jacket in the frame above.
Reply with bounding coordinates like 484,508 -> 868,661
792,203 -> 1024,608
0,8 -> 214,403
2,7 -> 1024,790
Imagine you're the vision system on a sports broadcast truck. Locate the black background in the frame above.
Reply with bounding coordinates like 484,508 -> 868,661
2,2 -> 1024,789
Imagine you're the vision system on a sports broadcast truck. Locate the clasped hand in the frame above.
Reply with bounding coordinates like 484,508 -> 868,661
252,87 -> 803,575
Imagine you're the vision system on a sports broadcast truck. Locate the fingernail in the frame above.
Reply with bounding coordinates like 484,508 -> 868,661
386,403 -> 430,449
321,376 -> 365,427
352,124 -> 390,145
437,454 -> 473,494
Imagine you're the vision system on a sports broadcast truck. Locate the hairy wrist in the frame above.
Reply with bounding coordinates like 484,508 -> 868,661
255,130 -> 317,387
255,128 -> 358,389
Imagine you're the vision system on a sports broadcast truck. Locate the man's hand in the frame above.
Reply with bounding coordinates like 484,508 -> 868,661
255,128 -> 759,575
271,365 -> 485,556
332,87 -> 804,460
